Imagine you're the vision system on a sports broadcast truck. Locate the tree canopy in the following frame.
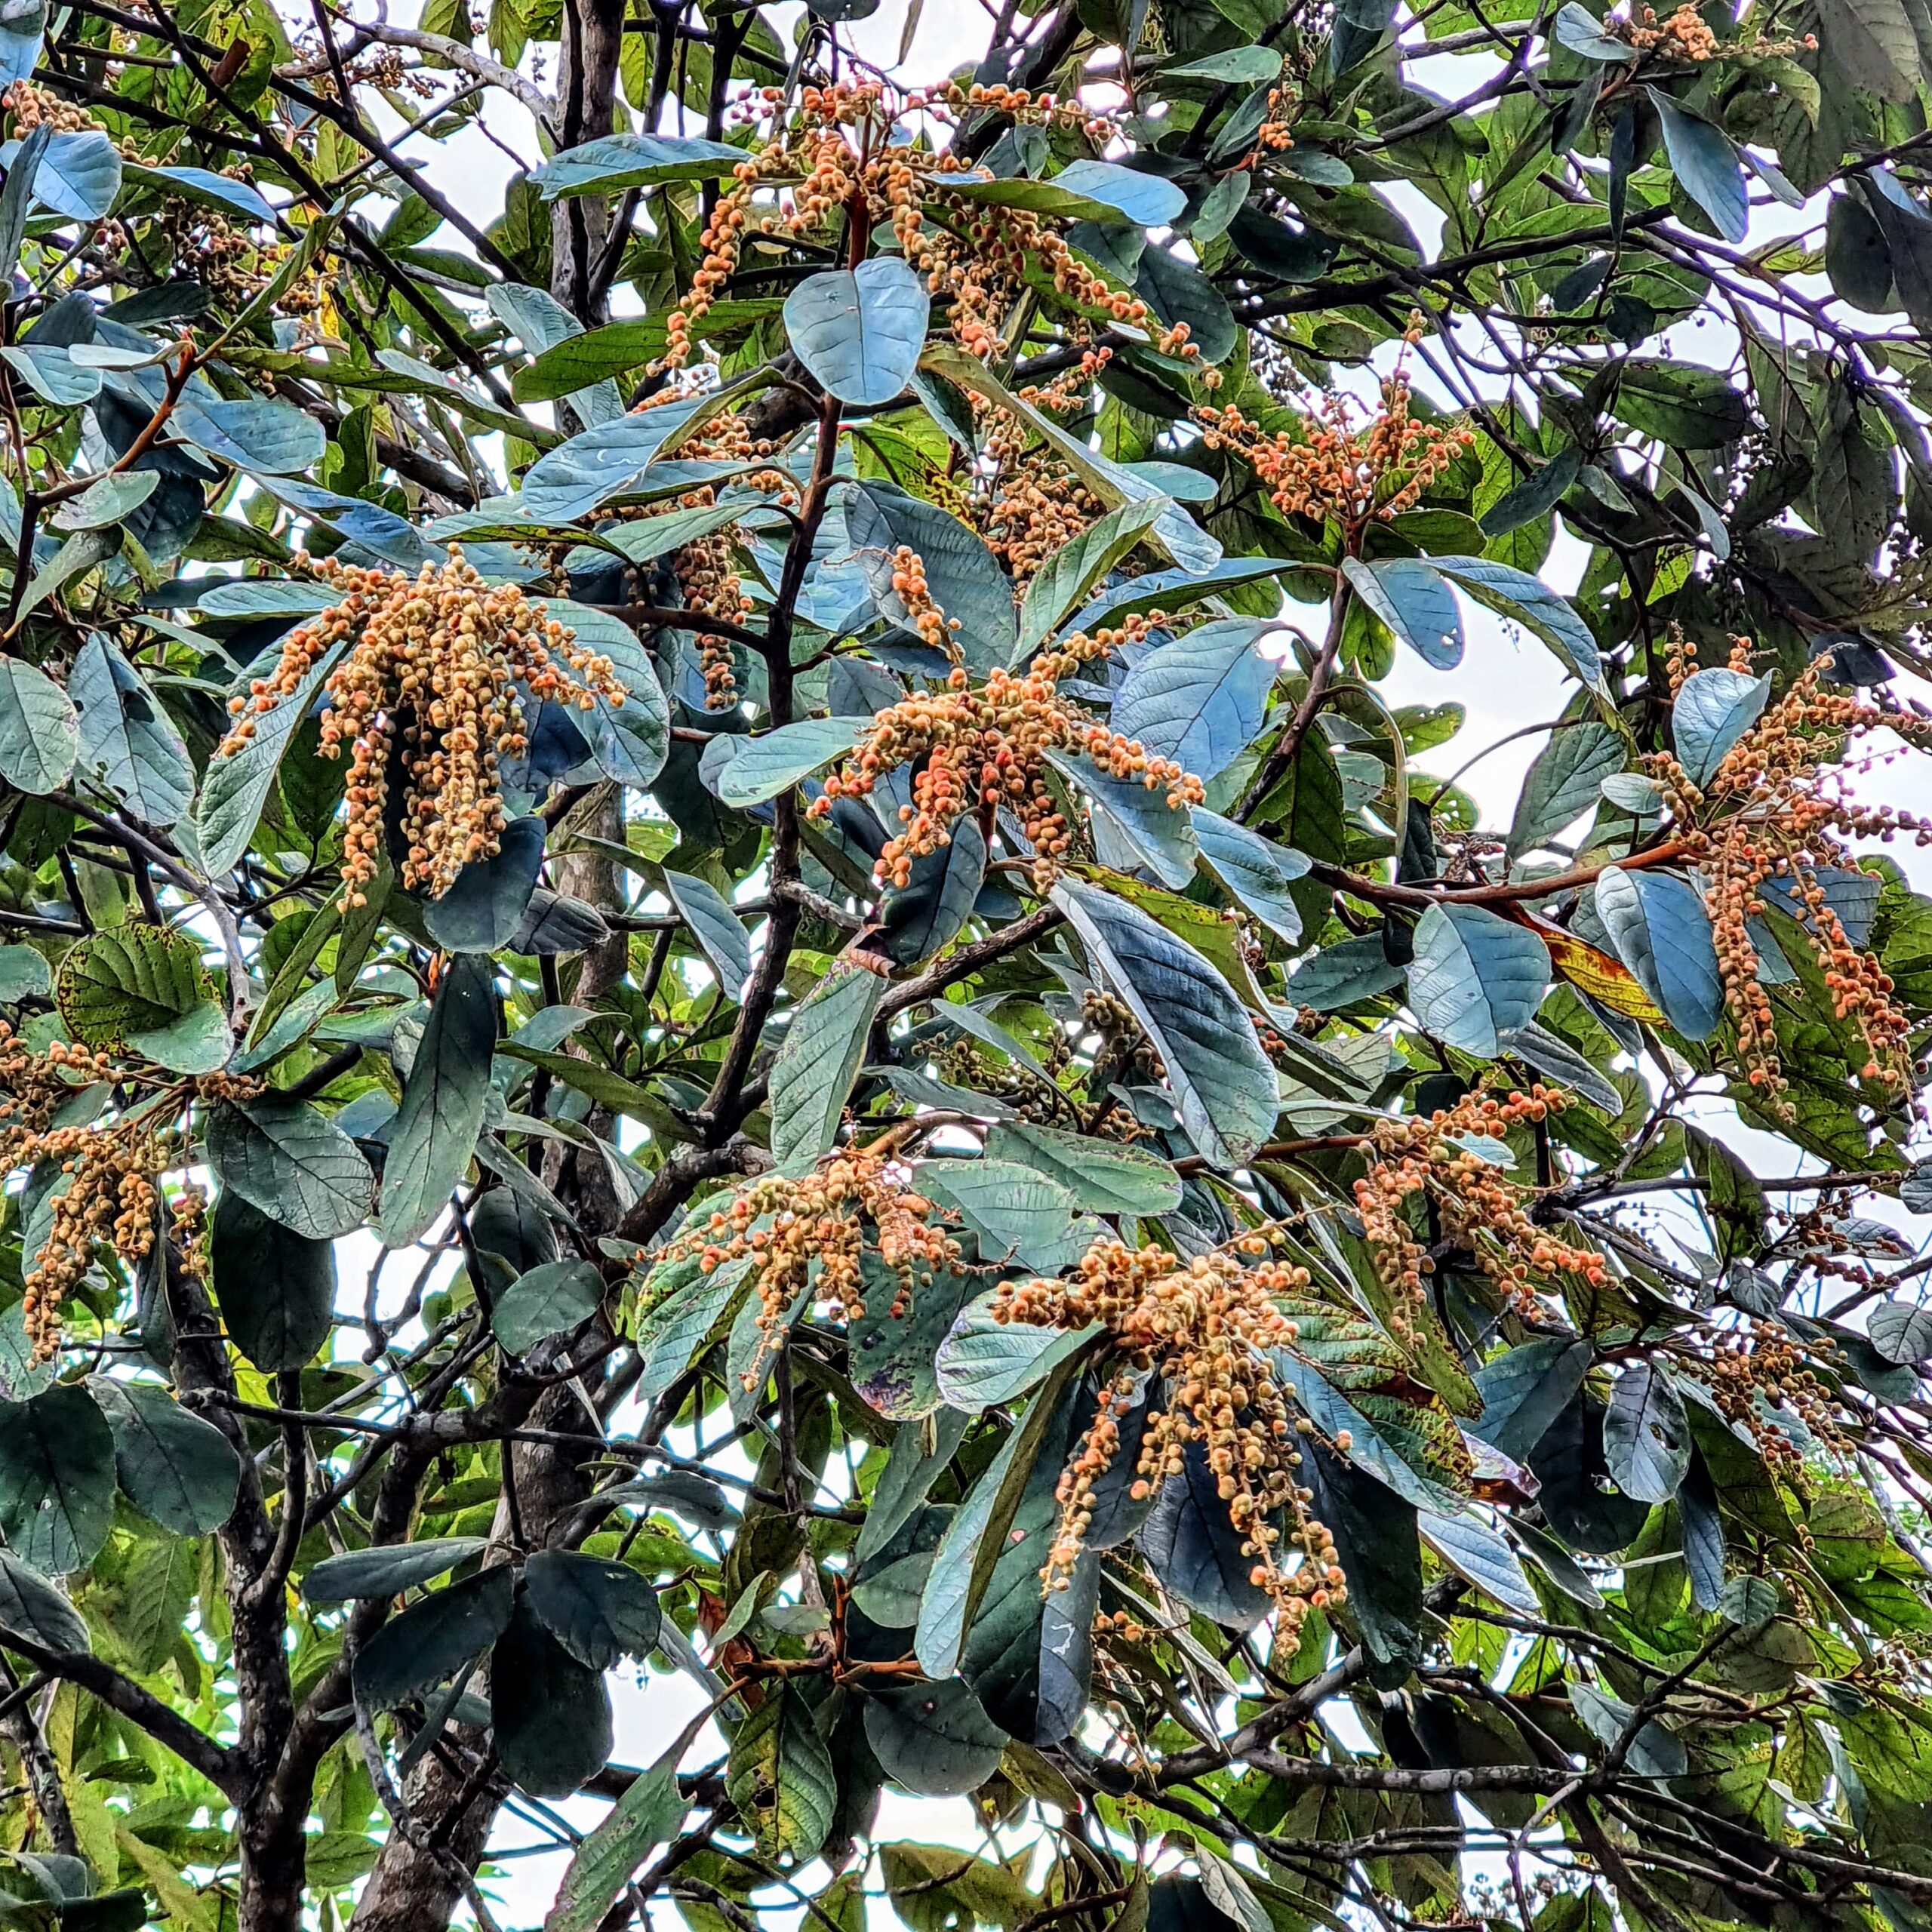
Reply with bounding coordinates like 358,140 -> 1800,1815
5,0 -> 1932,1927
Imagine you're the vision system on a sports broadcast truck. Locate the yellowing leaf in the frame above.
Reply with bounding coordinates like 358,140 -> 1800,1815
1540,927 -> 1664,1022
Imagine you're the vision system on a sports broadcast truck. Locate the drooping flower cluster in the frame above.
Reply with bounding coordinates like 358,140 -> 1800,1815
0,1029 -> 169,1358
994,1238 -> 1347,1625
977,388 -> 1111,585
217,547 -> 626,905
1197,327 -> 1474,534
1649,636 -> 1932,1105
1673,1319 -> 1844,1474
669,1147 -> 961,1352
660,82 -> 1198,374
1353,1088 -> 1608,1329
811,614 -> 1197,891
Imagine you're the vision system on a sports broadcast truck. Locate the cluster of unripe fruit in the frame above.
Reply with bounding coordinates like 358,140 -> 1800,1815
1650,635 -> 1932,1109
217,548 -> 626,906
1353,1088 -> 1607,1332
669,1148 -> 961,1358
994,1236 -> 1347,1623
812,613 -> 1198,892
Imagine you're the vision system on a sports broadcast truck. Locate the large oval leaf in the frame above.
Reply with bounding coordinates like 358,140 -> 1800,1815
69,632 -> 193,826
352,1565 -> 514,1709
1433,557 -> 1603,691
1671,666 -> 1770,786
1407,901 -> 1550,1056
1051,878 -> 1277,1167
783,257 -> 929,407
1342,558 -> 1463,668
0,657 -> 78,795
1593,866 -> 1722,1040
88,1378 -> 239,1537
0,1384 -> 115,1574
863,1681 -> 1008,1796
210,1189 -> 337,1372
523,1549 -> 661,1671
1109,619 -> 1275,781
205,1095 -> 375,1241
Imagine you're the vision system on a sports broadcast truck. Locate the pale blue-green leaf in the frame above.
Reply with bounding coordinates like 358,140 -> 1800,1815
921,1158 -> 1087,1273
768,961 -> 884,1168
1417,1511 -> 1543,1614
1049,751 -> 1198,891
715,717 -> 859,805
528,132 -> 751,200
1651,91 -> 1748,243
934,1291 -> 1100,1410
1343,558 -> 1463,668
0,343 -> 99,405
1407,901 -> 1549,1056
1192,808 -> 1311,943
0,945 -> 50,1002
1603,1360 -> 1690,1502
52,470 -> 158,531
541,601 -> 669,787
783,257 -> 929,408
1434,557 -> 1604,690
663,871 -> 753,998
128,165 -> 275,223
1554,2 -> 1636,57
1593,865 -> 1722,1039
1110,618 -> 1275,781
14,129 -> 119,219
983,1118 -> 1183,1215
1671,666 -> 1770,786
197,641 -> 346,875
174,395 -> 326,476
196,579 -> 337,617
1497,1020 -> 1622,1114
1052,878 -> 1278,1166
0,657 -> 77,795
1160,44 -> 1284,79
69,632 -> 194,826
128,1000 -> 229,1075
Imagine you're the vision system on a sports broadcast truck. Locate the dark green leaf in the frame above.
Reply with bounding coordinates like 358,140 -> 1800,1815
523,1549 -> 661,1670
379,954 -> 498,1245
87,1378 -> 238,1537
863,1682 -> 1008,1795
0,1385 -> 115,1574
205,1096 -> 375,1241
305,1538 -> 489,1603
354,1567 -> 514,1709
493,1260 -> 605,1354
210,1188 -> 337,1373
